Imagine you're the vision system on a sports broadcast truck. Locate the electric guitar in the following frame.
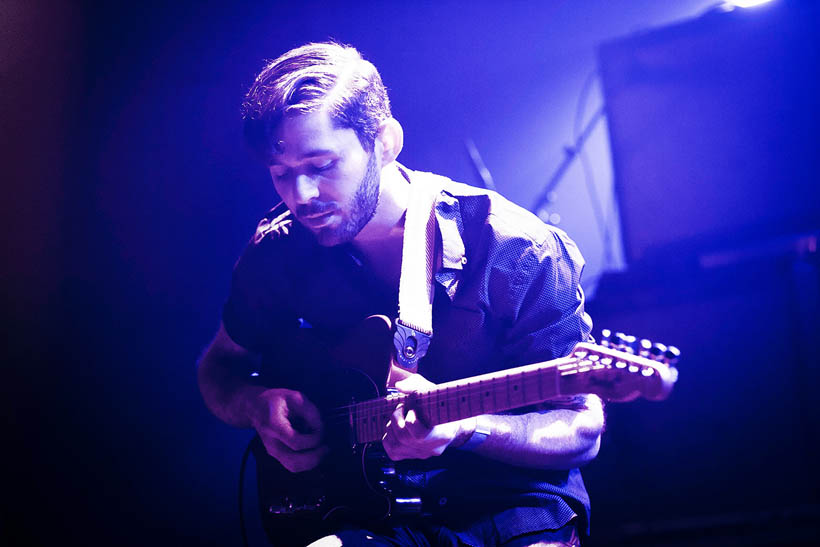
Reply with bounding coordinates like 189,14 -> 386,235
251,315 -> 679,546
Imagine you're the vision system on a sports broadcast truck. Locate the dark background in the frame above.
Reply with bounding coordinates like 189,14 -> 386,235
3,1 -> 817,545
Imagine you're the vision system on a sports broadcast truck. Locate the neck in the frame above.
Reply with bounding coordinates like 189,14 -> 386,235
353,162 -> 408,288
353,162 -> 408,251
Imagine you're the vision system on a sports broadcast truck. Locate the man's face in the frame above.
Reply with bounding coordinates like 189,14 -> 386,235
268,110 -> 379,246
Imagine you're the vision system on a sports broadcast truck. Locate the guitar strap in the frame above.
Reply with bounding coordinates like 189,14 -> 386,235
392,170 -> 440,373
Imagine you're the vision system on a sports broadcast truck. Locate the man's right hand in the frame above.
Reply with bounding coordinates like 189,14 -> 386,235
249,388 -> 327,473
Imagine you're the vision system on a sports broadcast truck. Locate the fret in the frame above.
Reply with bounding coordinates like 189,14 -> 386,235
356,404 -> 364,443
375,401 -> 383,442
364,406 -> 372,442
507,373 -> 523,409
493,376 -> 498,417
436,388 -> 441,425
455,387 -> 467,420
504,375 -> 512,414
445,385 -> 451,422
369,403 -> 375,443
372,401 -> 381,441
361,403 -> 368,443
336,341 -> 674,446
355,407 -> 362,443
470,380 -> 481,418
379,402 -> 389,440
354,357 -> 567,441
363,401 -> 370,443
356,404 -> 365,443
367,402 -> 374,442
364,401 -> 372,443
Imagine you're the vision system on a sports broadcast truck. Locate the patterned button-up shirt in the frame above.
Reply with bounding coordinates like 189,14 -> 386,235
223,165 -> 594,541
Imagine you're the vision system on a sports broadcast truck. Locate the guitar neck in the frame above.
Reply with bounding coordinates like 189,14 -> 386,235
351,356 -> 575,444
349,341 -> 677,445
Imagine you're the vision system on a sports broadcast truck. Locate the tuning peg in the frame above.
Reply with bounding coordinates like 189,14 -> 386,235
600,329 -> 612,347
649,342 -> 667,361
624,334 -> 638,354
639,338 -> 652,357
664,346 -> 681,366
613,332 -> 638,353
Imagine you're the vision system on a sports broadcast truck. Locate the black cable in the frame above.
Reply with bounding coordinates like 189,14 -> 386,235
239,436 -> 255,547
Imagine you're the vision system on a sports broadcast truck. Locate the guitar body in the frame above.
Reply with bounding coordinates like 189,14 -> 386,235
249,316 -> 679,546
252,316 -> 409,546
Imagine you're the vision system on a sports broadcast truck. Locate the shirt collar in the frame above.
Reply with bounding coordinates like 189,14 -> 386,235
396,163 -> 466,300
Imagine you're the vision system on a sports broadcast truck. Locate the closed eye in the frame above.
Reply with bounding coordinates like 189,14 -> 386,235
311,159 -> 336,172
270,166 -> 289,179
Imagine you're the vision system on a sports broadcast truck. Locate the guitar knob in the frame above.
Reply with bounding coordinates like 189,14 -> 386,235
600,329 -> 612,347
650,342 -> 667,361
664,346 -> 681,366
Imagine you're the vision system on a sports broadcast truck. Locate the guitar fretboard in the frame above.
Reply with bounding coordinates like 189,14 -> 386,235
347,341 -> 676,444
351,356 -> 576,444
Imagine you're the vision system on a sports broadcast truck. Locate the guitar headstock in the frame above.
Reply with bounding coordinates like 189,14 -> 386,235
558,330 -> 680,402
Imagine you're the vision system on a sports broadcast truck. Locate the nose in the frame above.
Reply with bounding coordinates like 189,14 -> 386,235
292,173 -> 320,205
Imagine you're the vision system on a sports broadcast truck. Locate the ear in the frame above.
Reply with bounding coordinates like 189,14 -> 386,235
375,117 -> 403,166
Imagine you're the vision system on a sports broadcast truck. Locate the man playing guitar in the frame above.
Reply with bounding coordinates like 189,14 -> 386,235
198,42 -> 604,546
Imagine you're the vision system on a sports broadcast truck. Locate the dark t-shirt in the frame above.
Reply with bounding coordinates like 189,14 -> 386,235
223,166 -> 594,541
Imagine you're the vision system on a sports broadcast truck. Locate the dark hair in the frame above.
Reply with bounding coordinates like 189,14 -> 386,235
241,42 -> 391,163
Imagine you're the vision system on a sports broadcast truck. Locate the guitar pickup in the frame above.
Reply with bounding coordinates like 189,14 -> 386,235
393,497 -> 423,515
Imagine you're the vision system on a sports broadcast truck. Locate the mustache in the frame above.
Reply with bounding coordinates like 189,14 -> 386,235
296,202 -> 336,217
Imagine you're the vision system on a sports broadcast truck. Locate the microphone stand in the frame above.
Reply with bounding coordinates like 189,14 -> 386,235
531,104 -> 606,216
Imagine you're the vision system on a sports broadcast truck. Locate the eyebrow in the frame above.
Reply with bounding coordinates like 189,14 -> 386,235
269,148 -> 336,166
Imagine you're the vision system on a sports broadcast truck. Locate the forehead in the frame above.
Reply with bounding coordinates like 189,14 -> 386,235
270,110 -> 361,161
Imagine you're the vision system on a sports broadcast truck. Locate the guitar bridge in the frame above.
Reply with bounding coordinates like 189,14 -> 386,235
268,495 -> 326,515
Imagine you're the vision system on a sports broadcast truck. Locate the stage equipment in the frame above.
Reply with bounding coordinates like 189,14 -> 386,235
531,104 -> 605,224
597,1 -> 819,268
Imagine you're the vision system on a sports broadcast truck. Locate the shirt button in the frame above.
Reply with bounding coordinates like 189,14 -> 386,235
439,497 -> 448,506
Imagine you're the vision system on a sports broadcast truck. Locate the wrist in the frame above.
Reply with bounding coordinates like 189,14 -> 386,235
237,385 -> 268,429
453,416 -> 491,451
447,417 -> 477,449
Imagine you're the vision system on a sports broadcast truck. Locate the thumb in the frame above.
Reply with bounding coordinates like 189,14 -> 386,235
394,373 -> 435,394
287,392 -> 324,434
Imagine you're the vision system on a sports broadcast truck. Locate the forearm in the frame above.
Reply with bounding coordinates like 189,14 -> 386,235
197,325 -> 265,429
455,395 -> 604,469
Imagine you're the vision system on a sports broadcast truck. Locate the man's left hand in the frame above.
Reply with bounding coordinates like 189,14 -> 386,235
382,374 -> 476,461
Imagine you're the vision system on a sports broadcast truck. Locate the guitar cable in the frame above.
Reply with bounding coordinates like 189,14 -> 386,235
360,442 -> 393,520
239,437 -> 254,547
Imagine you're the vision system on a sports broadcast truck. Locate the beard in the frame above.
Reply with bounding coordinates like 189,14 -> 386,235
313,150 -> 380,246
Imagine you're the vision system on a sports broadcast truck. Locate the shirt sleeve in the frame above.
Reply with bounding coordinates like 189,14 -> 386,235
498,227 -> 593,368
222,237 -> 296,354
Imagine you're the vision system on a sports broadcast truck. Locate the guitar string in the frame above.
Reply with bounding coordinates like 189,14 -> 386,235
324,355 -> 582,416
319,357 -> 661,428
324,349 -> 662,418
325,376 -> 526,422
298,352 -> 665,443
324,368 -> 576,425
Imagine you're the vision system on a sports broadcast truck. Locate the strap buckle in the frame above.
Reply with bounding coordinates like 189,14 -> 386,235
393,320 -> 432,372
